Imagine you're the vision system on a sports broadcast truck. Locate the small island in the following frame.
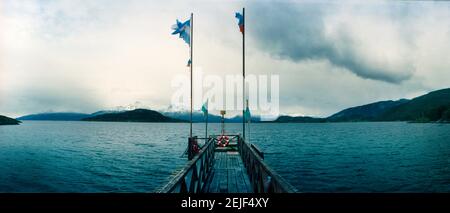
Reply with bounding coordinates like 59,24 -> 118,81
82,109 -> 187,123
0,115 -> 21,125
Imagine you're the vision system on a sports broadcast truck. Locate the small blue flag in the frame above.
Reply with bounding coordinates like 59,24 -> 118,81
201,100 -> 208,116
235,12 -> 244,34
171,19 -> 191,46
244,106 -> 251,122
187,59 -> 192,67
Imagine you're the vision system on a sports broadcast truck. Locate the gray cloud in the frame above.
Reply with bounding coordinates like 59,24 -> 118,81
249,1 -> 417,83
1,0 -> 449,117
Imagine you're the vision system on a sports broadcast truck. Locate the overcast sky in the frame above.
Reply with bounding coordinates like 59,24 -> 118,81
1,0 -> 450,118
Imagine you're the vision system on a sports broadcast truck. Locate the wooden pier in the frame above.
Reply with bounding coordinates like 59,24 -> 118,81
158,135 -> 297,193
203,151 -> 252,193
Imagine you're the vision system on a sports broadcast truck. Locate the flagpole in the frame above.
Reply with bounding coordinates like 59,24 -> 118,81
242,8 -> 246,141
246,99 -> 250,143
190,13 -> 193,138
205,100 -> 208,143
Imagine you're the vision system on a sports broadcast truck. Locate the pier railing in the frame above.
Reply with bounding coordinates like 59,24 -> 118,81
210,134 -> 240,148
158,137 -> 215,193
238,137 -> 298,193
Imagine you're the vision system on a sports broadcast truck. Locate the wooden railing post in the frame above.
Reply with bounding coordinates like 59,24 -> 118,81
188,136 -> 198,160
158,137 -> 215,193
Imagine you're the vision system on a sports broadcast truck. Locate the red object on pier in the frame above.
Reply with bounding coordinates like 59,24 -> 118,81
217,135 -> 229,147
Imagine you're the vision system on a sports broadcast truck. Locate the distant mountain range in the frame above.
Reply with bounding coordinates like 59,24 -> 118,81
377,88 -> 450,122
274,88 -> 450,123
271,115 -> 325,123
17,109 -> 261,123
327,99 -> 410,122
82,109 -> 186,123
162,111 -> 261,123
162,111 -> 224,123
16,111 -> 119,121
14,88 -> 450,124
17,112 -> 92,121
0,115 -> 20,125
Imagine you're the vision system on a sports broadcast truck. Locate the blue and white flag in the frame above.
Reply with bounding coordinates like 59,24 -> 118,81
235,12 -> 244,34
201,100 -> 208,116
171,19 -> 191,46
244,105 -> 251,122
187,59 -> 192,67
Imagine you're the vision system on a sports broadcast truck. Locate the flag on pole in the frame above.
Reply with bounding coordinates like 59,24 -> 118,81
187,59 -> 192,67
171,19 -> 191,46
201,100 -> 208,116
244,105 -> 251,122
235,12 -> 244,34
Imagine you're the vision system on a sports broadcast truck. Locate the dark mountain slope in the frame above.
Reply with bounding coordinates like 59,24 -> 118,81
0,115 -> 20,125
379,88 -> 450,122
17,112 -> 91,121
328,99 -> 409,122
83,109 -> 186,123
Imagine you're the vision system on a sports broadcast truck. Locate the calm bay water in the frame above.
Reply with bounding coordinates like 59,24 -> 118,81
0,121 -> 449,192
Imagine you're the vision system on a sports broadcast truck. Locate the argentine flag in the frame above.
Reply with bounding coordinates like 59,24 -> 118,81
171,19 -> 191,46
235,12 -> 244,34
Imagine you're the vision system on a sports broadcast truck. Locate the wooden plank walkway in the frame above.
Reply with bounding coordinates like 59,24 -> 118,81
203,151 -> 253,193
158,135 -> 298,193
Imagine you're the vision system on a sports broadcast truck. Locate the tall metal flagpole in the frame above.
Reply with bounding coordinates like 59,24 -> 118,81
242,8 -> 246,140
190,13 -> 193,138
205,100 -> 208,142
246,99 -> 250,143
